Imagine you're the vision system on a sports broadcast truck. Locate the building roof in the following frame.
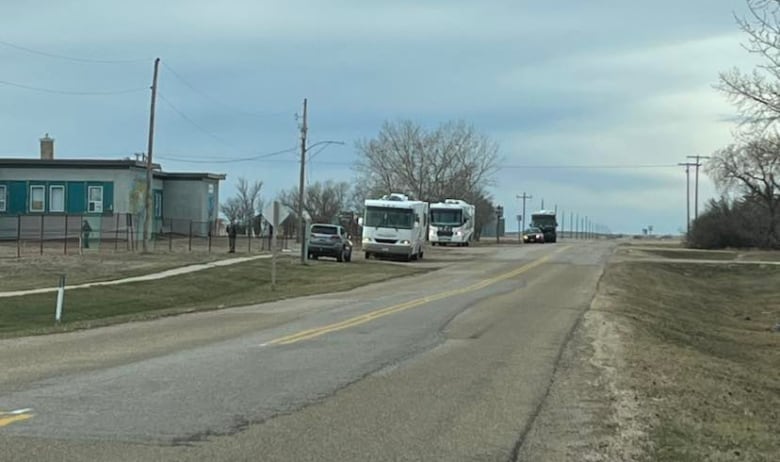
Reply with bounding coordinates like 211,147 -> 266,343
0,157 -> 225,180
154,172 -> 227,181
0,158 -> 158,169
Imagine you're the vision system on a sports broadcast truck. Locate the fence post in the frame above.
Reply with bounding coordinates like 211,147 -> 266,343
55,274 -> 66,323
208,224 -> 212,254
115,213 -> 119,251
40,215 -> 45,256
64,214 -> 69,255
16,215 -> 21,258
248,230 -> 251,253
188,221 -> 193,252
168,221 -> 173,252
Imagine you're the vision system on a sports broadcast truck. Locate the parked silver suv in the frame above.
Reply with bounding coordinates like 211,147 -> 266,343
308,224 -> 353,262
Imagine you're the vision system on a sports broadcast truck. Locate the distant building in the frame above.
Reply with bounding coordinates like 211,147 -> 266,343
0,135 -> 225,240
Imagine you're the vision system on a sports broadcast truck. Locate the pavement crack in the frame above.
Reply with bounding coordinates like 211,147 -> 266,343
507,261 -> 608,462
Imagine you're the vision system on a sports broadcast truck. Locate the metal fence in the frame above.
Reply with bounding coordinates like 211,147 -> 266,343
0,214 -> 292,258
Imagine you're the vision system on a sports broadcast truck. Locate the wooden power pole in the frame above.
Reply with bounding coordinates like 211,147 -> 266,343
143,57 -> 160,253
516,192 -> 532,243
298,98 -> 308,263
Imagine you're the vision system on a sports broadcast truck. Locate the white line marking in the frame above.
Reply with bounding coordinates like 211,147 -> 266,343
2,408 -> 33,415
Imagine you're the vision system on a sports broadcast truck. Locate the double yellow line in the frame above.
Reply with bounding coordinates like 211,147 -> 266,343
266,246 -> 568,346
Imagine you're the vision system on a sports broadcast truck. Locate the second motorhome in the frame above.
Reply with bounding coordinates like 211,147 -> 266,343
429,199 -> 476,246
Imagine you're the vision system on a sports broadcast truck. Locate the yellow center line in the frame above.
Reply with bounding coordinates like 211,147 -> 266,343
268,246 -> 570,346
0,414 -> 33,428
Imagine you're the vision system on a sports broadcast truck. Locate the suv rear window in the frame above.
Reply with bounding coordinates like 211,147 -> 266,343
311,225 -> 338,235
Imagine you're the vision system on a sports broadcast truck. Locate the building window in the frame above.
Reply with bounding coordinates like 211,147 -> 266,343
88,186 -> 103,213
0,185 -> 6,212
30,185 -> 45,212
50,185 -> 65,213
153,191 -> 163,218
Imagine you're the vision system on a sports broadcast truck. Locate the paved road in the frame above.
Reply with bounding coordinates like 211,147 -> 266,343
0,241 -> 614,461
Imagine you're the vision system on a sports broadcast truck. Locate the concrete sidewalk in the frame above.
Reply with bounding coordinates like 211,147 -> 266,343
0,251 -> 294,299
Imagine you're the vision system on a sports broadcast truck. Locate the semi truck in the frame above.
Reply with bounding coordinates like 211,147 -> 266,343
530,210 -> 558,243
361,193 -> 429,261
429,199 -> 476,246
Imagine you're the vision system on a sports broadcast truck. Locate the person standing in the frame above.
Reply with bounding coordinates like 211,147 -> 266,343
81,220 -> 92,249
227,220 -> 238,253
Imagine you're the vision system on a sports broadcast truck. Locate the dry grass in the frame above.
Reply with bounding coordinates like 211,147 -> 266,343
0,257 -> 427,338
0,251 -> 254,292
601,261 -> 780,461
639,248 -> 738,260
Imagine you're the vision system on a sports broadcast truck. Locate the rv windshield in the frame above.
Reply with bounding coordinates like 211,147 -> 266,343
531,215 -> 556,228
365,206 -> 414,229
431,209 -> 463,226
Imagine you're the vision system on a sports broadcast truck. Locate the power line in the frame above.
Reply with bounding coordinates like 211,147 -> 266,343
0,78 -> 147,95
307,143 -> 331,162
161,62 -> 290,118
157,92 -> 245,150
157,147 -> 298,164
499,163 -> 678,169
0,39 -> 149,64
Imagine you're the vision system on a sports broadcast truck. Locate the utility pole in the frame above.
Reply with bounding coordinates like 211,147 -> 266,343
143,57 -> 160,253
570,211 -> 574,239
516,192 -> 532,243
575,213 -> 579,239
679,162 -> 696,236
298,98 -> 308,263
687,155 -> 710,220
560,209 -> 565,240
583,216 -> 587,240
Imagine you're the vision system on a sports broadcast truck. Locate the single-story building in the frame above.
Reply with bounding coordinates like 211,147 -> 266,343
0,135 -> 225,242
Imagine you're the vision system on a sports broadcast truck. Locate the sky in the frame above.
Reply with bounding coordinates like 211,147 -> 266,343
0,0 -> 759,234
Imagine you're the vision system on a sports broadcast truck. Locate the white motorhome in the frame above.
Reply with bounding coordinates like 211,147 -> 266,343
361,193 -> 429,261
429,199 -> 476,246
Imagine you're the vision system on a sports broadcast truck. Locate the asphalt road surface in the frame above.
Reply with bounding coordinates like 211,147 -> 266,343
0,241 -> 614,461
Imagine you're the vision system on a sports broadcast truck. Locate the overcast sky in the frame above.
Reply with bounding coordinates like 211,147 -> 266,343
0,0 -> 757,234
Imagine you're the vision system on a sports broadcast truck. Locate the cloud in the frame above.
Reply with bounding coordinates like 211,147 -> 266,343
0,0 -> 759,234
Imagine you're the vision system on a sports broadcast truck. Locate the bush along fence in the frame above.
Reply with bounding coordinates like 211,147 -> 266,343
0,213 -> 291,258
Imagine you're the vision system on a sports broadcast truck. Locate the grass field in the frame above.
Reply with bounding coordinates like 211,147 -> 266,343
0,251 -> 253,292
603,261 -> 780,460
0,257 -> 426,338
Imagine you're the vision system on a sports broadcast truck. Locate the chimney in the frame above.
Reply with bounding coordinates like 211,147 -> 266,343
40,133 -> 54,160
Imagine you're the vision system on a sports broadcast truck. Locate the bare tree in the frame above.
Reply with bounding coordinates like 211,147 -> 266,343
718,0 -> 780,132
220,177 -> 263,234
278,180 -> 351,224
354,120 -> 500,203
220,197 -> 242,223
462,190 -> 497,240
706,136 -> 780,247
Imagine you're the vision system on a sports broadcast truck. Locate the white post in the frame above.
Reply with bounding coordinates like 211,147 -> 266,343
55,274 -> 65,323
271,201 -> 279,290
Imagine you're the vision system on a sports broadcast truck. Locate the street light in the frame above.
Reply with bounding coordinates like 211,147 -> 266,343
298,140 -> 345,264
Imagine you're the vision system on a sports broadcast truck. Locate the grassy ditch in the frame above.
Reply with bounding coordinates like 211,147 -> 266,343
0,258 -> 427,338
603,261 -> 780,460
